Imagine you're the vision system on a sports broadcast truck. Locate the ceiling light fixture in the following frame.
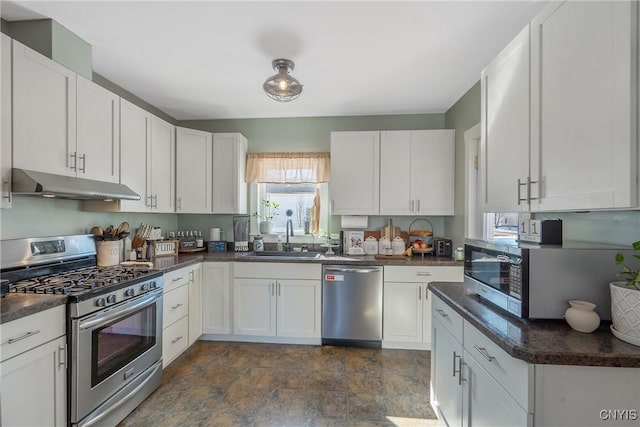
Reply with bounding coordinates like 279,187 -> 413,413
263,58 -> 303,102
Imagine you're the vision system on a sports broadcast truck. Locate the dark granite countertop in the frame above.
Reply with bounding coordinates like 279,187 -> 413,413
0,293 -> 66,325
428,282 -> 640,368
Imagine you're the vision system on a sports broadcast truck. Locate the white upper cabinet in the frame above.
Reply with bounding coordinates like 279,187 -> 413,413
12,40 -> 76,177
119,99 -> 151,212
212,133 -> 247,214
76,75 -> 120,183
330,131 -> 380,215
410,130 -> 454,215
176,127 -> 212,213
480,26 -> 531,213
379,131 -> 412,215
530,0 -> 637,211
149,116 -> 175,213
1,34 -> 12,208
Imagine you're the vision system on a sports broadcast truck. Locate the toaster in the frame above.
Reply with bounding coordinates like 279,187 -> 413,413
433,237 -> 453,257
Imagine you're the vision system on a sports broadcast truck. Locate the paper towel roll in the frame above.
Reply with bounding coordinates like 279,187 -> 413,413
210,227 -> 221,241
340,215 -> 368,228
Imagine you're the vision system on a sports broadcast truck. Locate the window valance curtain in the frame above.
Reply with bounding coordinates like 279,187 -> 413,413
245,152 -> 331,183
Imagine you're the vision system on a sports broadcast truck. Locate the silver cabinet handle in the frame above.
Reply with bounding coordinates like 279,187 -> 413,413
527,176 -> 538,203
177,197 -> 182,210
517,178 -> 526,205
58,345 -> 66,368
190,270 -> 194,283
3,179 -> 11,202
416,272 -> 432,277
171,335 -> 183,344
70,152 -> 77,172
172,276 -> 184,283
146,195 -> 153,208
453,351 -> 461,377
171,303 -> 183,310
8,329 -> 40,344
418,286 -> 422,300
411,200 -> 415,212
459,361 -> 467,385
278,282 -> 281,297
417,199 -> 420,212
153,194 -> 158,209
474,345 -> 495,362
436,309 -> 449,319
271,282 -> 275,296
79,154 -> 86,173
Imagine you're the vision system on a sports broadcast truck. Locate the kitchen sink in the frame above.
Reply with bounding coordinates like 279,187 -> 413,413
240,251 -> 322,259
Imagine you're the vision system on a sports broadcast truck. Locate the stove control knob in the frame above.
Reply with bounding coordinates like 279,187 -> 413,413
149,281 -> 157,289
141,283 -> 149,292
106,294 -> 117,304
124,288 -> 135,297
95,298 -> 106,307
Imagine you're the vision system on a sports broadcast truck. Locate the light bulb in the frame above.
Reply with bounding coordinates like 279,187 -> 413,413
278,79 -> 289,91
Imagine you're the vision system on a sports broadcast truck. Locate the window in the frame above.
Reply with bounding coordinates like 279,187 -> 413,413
246,152 -> 330,237
484,212 -> 519,241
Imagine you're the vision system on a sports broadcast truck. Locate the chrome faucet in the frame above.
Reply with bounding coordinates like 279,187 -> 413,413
284,219 -> 294,251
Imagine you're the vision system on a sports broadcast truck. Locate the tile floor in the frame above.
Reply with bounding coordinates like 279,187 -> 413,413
119,341 -> 443,427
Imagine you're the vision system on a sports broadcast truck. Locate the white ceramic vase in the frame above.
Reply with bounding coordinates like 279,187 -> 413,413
610,282 -> 640,345
259,221 -> 273,235
564,300 -> 600,333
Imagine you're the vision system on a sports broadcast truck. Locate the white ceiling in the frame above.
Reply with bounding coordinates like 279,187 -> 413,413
1,0 -> 547,121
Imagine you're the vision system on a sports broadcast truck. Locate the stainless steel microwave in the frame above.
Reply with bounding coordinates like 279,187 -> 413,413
463,239 -> 632,320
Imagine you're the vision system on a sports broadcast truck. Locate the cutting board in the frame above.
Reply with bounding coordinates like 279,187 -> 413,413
380,218 -> 402,240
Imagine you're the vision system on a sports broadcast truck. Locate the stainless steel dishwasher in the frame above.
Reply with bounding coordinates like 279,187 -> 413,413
322,265 -> 383,348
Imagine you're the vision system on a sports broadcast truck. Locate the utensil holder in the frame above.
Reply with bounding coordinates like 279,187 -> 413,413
96,241 -> 120,266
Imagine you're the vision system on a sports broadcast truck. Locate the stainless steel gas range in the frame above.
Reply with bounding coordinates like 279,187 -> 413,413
1,234 -> 164,427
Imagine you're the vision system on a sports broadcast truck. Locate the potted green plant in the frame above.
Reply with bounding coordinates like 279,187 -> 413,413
610,240 -> 640,346
254,199 -> 280,235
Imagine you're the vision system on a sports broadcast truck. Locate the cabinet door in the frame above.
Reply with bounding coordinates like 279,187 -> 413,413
383,282 -> 422,343
12,40 -> 76,177
1,34 -> 11,208
379,131 -> 412,215
212,133 -> 248,214
480,26 -> 530,213
432,318 -> 463,427
176,127 -> 212,213
411,130 -> 455,215
464,349 -> 529,427
188,263 -> 203,345
76,75 -> 120,183
149,116 -> 175,213
530,1 -> 637,211
330,131 -> 380,215
202,263 -> 231,335
119,99 -> 151,212
277,279 -> 321,338
233,278 -> 276,337
0,335 -> 66,427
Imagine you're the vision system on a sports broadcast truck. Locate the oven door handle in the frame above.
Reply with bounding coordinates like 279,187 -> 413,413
79,291 -> 162,330
79,361 -> 162,427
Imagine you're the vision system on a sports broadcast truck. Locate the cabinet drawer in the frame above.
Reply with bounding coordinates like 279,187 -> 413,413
385,266 -> 463,283
163,267 -> 191,293
464,320 -> 531,410
162,315 -> 188,368
163,284 -> 189,328
1,305 -> 65,363
431,294 -> 463,343
234,262 -> 321,280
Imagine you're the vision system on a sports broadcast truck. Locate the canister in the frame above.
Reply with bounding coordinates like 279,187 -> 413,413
253,236 -> 264,252
363,236 -> 378,255
392,237 -> 406,255
378,236 -> 391,255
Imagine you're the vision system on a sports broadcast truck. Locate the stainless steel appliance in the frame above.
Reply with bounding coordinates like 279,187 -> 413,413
433,237 -> 453,257
464,238 -> 633,320
1,235 -> 163,427
322,265 -> 382,348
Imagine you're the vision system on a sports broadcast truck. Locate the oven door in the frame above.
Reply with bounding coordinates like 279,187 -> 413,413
71,289 -> 163,424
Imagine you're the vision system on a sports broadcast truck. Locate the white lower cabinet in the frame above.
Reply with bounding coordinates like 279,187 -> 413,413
383,266 -> 463,350
1,306 -> 66,427
432,317 -> 464,427
232,262 -> 321,343
162,264 -> 201,367
202,262 -> 232,335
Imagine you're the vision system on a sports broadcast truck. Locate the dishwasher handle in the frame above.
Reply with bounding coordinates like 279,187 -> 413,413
324,267 -> 381,274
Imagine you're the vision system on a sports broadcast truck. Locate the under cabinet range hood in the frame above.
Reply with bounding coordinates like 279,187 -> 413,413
11,169 -> 141,201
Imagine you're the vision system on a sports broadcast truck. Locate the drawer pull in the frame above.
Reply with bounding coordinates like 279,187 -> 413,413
171,276 -> 185,283
171,335 -> 183,344
416,272 -> 432,277
8,330 -> 41,344
474,345 -> 495,362
436,309 -> 449,319
171,303 -> 183,310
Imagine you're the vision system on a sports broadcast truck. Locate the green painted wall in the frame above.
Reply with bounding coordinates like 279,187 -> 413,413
444,81 -> 481,249
0,197 -> 178,240
179,114 -> 445,153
